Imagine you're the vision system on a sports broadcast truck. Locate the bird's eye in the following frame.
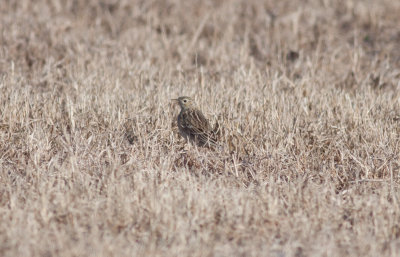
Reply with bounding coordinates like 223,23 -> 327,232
183,99 -> 187,103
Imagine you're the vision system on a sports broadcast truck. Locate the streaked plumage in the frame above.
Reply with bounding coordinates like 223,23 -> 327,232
173,96 -> 218,148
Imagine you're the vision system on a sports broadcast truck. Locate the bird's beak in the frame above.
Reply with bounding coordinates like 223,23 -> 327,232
171,98 -> 178,101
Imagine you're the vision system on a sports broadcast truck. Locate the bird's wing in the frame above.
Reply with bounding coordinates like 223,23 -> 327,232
180,110 -> 208,133
181,109 -> 218,146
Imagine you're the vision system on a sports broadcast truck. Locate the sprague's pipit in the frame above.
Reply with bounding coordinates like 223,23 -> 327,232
172,96 -> 219,148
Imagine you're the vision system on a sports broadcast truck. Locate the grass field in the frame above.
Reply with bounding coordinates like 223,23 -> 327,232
1,0 -> 400,256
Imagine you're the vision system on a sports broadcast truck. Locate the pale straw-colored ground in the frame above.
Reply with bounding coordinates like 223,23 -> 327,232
1,1 -> 400,256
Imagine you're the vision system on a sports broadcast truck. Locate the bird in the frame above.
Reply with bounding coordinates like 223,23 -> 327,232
172,96 -> 219,148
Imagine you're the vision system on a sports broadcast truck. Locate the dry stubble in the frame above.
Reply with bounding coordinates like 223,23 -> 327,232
1,0 -> 400,256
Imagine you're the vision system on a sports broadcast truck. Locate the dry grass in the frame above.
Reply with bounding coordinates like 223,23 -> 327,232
1,0 -> 400,256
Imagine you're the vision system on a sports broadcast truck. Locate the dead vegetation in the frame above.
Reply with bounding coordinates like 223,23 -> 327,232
1,0 -> 400,256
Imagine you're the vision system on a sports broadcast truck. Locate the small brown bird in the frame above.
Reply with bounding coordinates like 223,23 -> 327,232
173,96 -> 219,148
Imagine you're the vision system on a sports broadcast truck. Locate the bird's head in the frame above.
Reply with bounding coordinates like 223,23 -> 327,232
172,96 -> 195,110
